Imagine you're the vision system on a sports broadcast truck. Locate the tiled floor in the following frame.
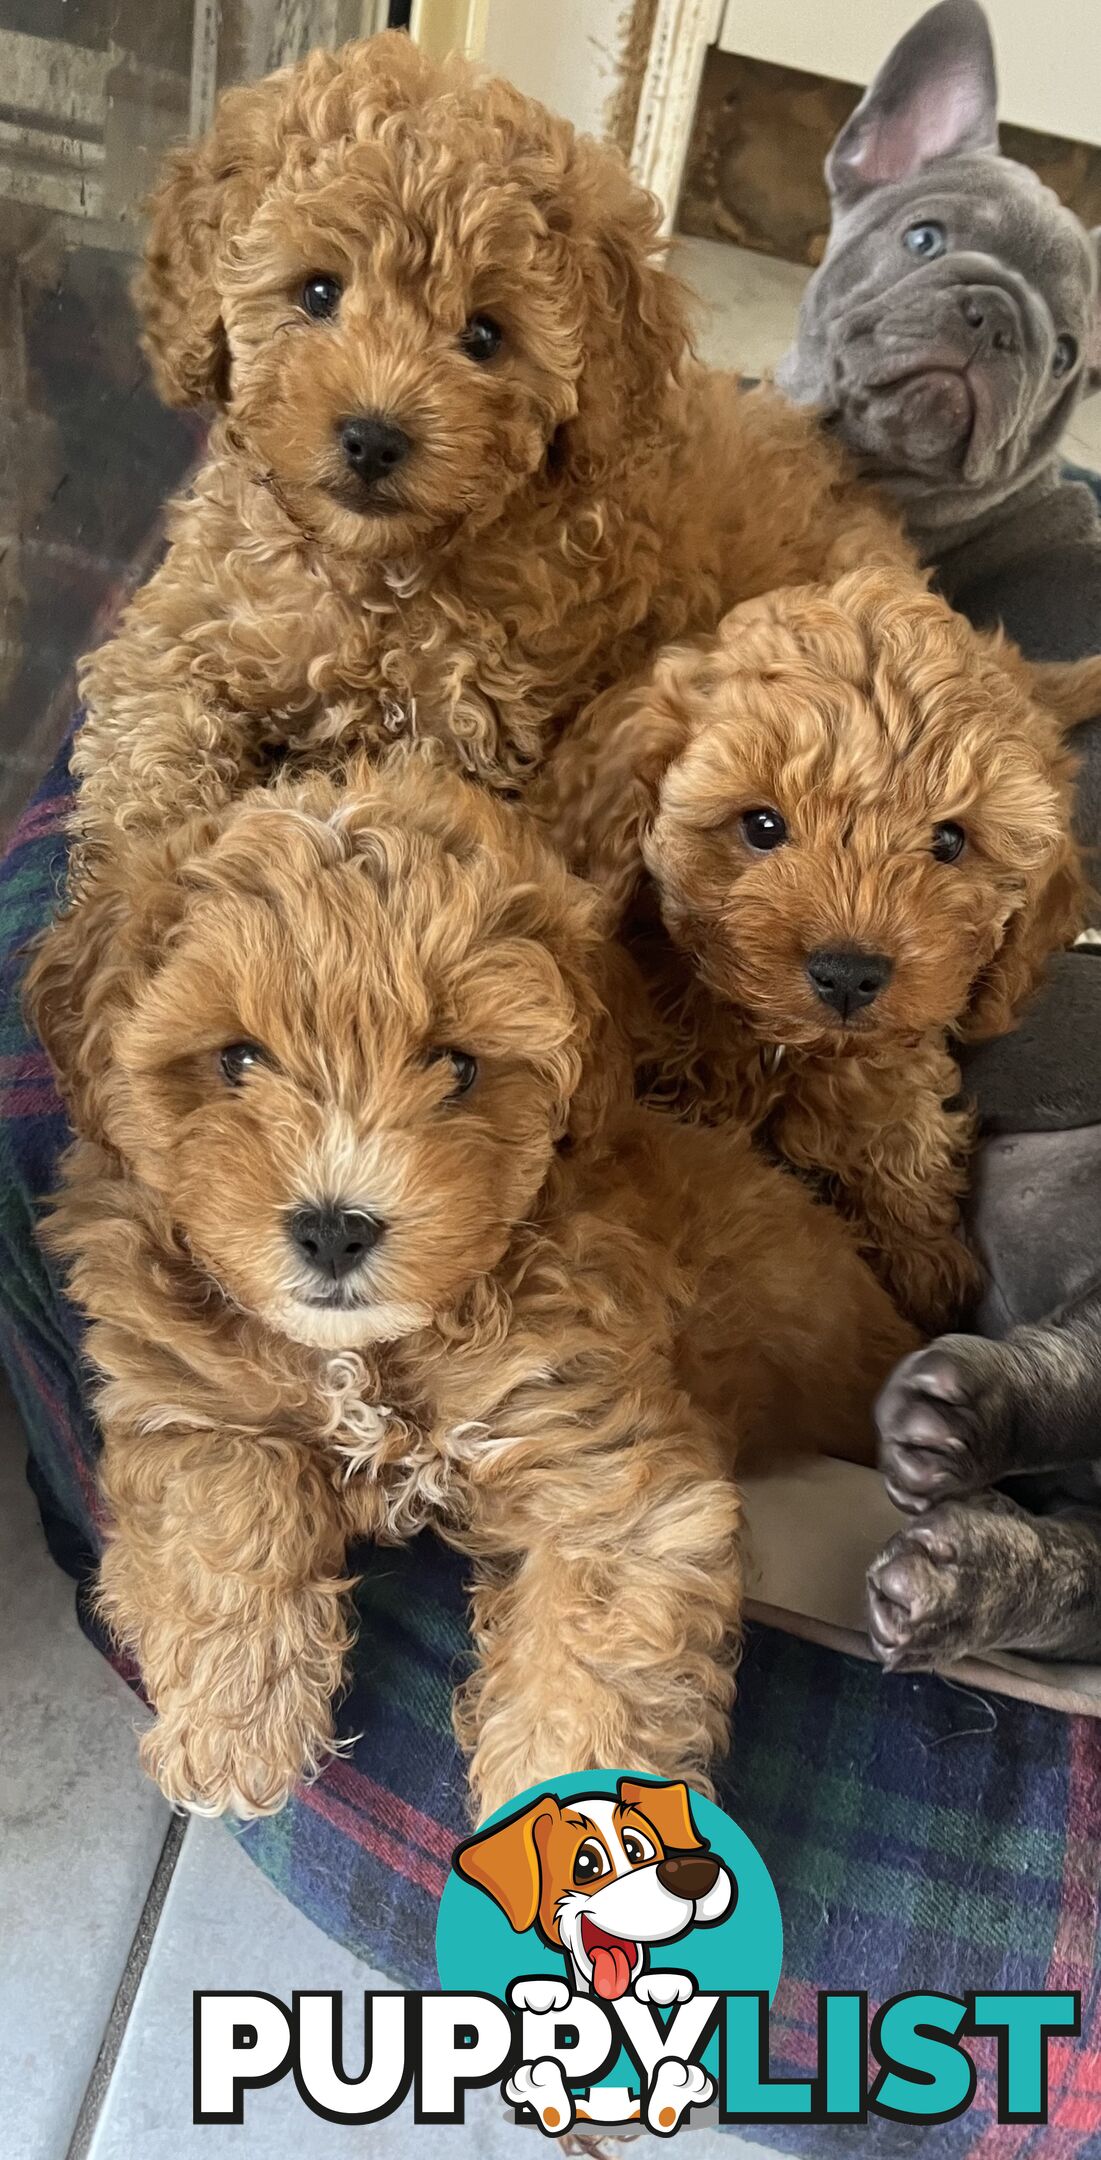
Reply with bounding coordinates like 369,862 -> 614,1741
0,1397 -> 774,2158
2,228 -> 1099,2160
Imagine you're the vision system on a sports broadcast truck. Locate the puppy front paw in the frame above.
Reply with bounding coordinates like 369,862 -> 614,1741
877,1337 -> 1012,1512
634,1971 -> 695,2007
509,1978 -> 572,2016
140,1698 -> 332,1817
646,2059 -> 714,2136
506,2059 -> 576,2137
866,1501 -> 1019,1671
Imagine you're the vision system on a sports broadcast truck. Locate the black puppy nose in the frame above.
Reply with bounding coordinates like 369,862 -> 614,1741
339,414 -> 411,486
290,1205 -> 386,1280
961,295 -> 985,329
807,947 -> 893,1019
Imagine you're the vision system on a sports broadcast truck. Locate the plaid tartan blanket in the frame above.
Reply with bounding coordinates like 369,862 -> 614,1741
2,745 -> 1099,2157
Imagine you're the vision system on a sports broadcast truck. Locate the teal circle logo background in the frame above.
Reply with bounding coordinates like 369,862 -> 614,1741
436,1771 -> 783,2037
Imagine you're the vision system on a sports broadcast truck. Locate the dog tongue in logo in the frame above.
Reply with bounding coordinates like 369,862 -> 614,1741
582,1919 -> 636,2000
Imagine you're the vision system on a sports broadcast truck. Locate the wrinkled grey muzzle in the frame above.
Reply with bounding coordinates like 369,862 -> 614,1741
834,256 -> 1048,484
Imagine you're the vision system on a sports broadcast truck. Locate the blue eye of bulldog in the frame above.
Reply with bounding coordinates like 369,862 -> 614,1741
903,221 -> 947,261
1053,335 -> 1079,379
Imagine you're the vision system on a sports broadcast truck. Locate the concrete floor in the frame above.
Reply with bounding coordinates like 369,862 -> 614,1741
0,1371 -> 777,2160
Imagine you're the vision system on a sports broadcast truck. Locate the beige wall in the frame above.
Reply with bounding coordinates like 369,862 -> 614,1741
481,0 -> 632,138
718,0 -> 1101,148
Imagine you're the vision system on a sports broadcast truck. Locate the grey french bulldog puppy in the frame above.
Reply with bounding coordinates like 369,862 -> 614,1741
866,949 -> 1101,1675
775,0 -> 1101,1677
778,2 -> 1101,841
776,0 -> 1101,572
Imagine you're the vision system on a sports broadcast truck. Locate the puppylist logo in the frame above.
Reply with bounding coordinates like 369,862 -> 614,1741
193,1771 -> 1080,2135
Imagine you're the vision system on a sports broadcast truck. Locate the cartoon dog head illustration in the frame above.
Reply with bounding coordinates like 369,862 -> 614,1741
454,1778 -> 736,2001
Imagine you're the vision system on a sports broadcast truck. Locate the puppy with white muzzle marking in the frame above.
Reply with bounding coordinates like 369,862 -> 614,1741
25,752 -> 915,1823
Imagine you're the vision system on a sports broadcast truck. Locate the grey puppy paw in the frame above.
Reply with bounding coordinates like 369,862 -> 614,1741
876,1336 -> 1013,1513
866,1497 -> 1040,1671
866,1506 -> 989,1670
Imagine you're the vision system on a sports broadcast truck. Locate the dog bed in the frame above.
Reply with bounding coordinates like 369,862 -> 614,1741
2,744 -> 1099,2157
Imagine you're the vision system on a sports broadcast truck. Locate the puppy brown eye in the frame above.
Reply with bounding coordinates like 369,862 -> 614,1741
931,822 -> 966,863
1053,335 -> 1078,378
220,1041 -> 268,1086
428,1048 -> 478,1097
460,314 -> 503,363
741,808 -> 788,852
573,1840 -> 605,1885
622,1831 -> 654,1864
302,273 -> 342,321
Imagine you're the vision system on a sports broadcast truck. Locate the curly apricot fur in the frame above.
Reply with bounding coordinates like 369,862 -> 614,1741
541,570 -> 1093,1333
71,33 -> 910,857
25,755 -> 915,1820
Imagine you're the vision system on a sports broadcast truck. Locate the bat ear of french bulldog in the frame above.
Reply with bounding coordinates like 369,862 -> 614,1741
826,0 -> 999,208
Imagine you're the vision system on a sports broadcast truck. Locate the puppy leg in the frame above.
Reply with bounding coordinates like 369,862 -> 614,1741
98,1424 -> 353,1815
878,1286 -> 1101,1512
71,681 -> 271,853
867,1496 -> 1101,1668
454,1389 -> 741,1822
777,1049 -> 982,1335
680,1132 -> 920,1470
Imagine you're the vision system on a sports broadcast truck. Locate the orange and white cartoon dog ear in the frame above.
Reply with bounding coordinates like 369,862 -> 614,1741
618,1779 -> 706,1853
453,1796 -> 562,1933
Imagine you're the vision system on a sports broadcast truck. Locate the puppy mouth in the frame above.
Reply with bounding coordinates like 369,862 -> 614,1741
579,1918 -> 642,2002
859,364 -> 977,467
296,1284 -> 373,1312
322,478 -> 409,519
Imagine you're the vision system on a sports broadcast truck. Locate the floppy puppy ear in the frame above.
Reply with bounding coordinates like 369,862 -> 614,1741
136,34 -> 446,407
827,0 -> 998,208
514,847 -> 636,1155
617,1779 -> 706,1853
136,71 -> 293,405
542,646 -> 712,923
24,882 -> 135,1144
23,823 -> 218,1144
453,1795 -> 560,1931
1021,653 -> 1101,730
561,145 -> 689,478
560,940 -> 637,1155
964,835 -> 1087,1039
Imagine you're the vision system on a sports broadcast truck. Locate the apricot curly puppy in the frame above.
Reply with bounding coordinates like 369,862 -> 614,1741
71,31 -> 910,859
542,570 -> 1096,1334
26,755 -> 914,1823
